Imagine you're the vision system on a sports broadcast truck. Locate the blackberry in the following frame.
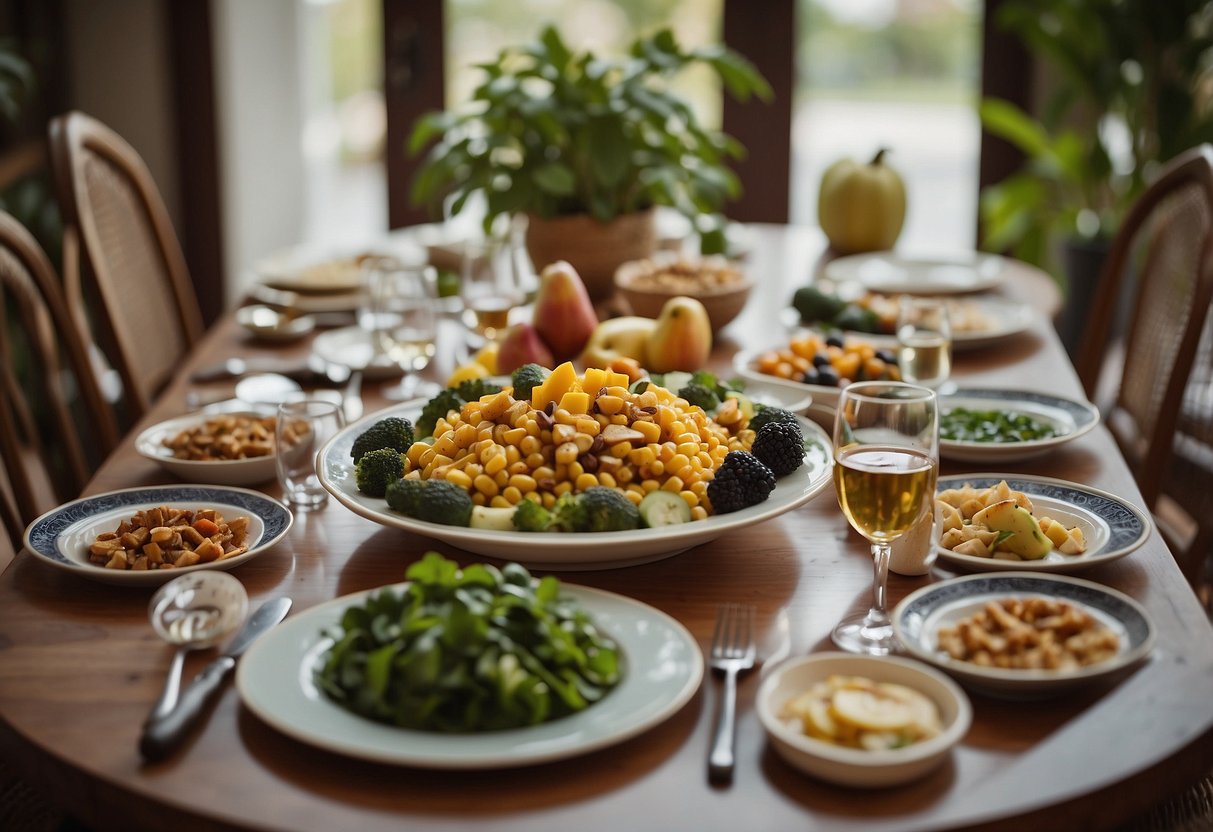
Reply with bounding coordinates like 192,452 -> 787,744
751,421 -> 804,478
707,451 -> 776,514
748,406 -> 800,435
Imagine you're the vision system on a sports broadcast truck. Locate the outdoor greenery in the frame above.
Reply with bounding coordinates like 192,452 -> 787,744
979,0 -> 1213,277
408,25 -> 770,252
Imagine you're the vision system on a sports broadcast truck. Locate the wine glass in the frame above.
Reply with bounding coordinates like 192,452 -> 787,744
460,233 -> 525,345
831,381 -> 939,655
363,257 -> 439,401
896,296 -> 952,391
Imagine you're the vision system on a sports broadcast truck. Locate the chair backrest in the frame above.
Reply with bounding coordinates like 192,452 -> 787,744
0,210 -> 120,560
1076,144 -> 1213,514
48,110 -> 203,419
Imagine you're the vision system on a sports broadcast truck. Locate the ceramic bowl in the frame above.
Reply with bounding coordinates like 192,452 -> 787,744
756,653 -> 971,788
614,252 -> 752,333
135,412 -> 279,486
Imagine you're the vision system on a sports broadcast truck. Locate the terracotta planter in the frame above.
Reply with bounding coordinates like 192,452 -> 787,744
524,209 -> 657,300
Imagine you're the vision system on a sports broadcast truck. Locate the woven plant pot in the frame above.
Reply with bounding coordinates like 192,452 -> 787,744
525,209 -> 656,300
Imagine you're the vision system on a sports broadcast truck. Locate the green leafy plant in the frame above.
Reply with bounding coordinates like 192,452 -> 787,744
408,26 -> 771,253
979,0 -> 1213,276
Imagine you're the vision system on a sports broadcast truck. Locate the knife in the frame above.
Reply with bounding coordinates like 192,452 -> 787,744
139,597 -> 292,762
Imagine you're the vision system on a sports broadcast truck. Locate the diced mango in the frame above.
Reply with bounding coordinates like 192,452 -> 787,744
581,367 -> 608,397
606,370 -> 631,389
560,391 -> 590,415
532,361 -> 578,411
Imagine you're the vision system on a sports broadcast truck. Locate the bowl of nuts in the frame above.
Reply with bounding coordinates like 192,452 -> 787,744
614,252 -> 752,333
136,412 -> 279,486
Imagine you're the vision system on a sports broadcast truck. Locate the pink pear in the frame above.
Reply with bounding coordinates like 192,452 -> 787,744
496,323 -> 555,374
532,261 -> 599,361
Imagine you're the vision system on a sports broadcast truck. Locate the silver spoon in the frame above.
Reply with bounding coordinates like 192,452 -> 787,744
145,572 -> 249,725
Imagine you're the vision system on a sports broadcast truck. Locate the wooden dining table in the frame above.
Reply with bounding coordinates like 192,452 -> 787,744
2,224 -> 1211,832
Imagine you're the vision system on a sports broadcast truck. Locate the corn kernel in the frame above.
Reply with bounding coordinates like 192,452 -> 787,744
504,427 -> 527,445
555,442 -> 579,465
680,490 -> 698,508
662,476 -> 685,493
509,474 -> 538,492
445,469 -> 472,489
575,417 -> 600,436
502,486 -> 522,504
624,490 -> 643,506
485,453 -> 507,476
575,473 -> 598,491
553,481 -> 572,496
633,420 -> 661,444
598,472 -> 617,489
490,495 -> 512,509
691,506 -> 708,521
473,474 -> 499,497
641,479 -> 660,493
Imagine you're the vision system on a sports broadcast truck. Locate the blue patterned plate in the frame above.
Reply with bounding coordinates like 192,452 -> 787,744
939,389 -> 1100,464
23,485 -> 292,586
893,572 -> 1155,697
934,474 -> 1151,574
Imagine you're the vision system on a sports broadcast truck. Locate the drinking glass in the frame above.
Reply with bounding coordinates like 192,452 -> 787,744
275,398 -> 344,510
364,257 -> 439,401
831,381 -> 939,655
896,297 -> 952,391
460,233 -> 524,344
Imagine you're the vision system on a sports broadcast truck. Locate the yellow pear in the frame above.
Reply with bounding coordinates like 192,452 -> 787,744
645,296 -> 712,373
581,317 -> 657,369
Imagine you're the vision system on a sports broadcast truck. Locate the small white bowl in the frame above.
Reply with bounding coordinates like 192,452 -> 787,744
136,412 -> 279,486
756,653 -> 971,788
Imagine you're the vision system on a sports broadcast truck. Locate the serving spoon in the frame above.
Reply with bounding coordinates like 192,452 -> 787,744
145,572 -> 249,725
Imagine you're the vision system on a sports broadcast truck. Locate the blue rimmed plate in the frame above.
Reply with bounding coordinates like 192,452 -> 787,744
23,485 -> 293,586
893,572 -> 1155,698
939,389 -> 1099,464
318,403 -> 833,571
237,582 -> 703,768
934,474 -> 1151,574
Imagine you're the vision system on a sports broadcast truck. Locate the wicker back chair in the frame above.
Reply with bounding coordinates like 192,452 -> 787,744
1076,144 -> 1213,584
0,211 -> 119,564
48,110 -> 203,420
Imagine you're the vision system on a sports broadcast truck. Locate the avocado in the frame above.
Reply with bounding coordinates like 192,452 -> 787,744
791,286 -> 847,324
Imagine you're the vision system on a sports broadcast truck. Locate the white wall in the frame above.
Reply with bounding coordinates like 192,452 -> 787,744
212,0 -> 308,304
62,0 -> 180,228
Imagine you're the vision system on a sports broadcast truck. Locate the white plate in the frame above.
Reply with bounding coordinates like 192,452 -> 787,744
934,474 -> 1151,573
893,572 -> 1155,698
255,249 -> 368,294
236,582 -> 703,768
780,295 -> 1036,352
939,389 -> 1100,464
317,403 -> 833,570
135,412 -> 278,486
729,375 -> 814,414
311,326 -> 409,381
825,253 -> 1010,295
733,346 -> 882,410
23,485 -> 292,586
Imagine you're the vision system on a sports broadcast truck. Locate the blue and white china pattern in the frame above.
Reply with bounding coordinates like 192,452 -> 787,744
24,485 -> 292,585
934,474 -> 1150,574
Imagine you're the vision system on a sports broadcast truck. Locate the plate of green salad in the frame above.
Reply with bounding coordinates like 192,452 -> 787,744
236,553 -> 703,768
939,389 -> 1100,464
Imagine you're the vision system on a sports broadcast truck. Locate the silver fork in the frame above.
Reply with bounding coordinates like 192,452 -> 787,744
708,602 -> 756,782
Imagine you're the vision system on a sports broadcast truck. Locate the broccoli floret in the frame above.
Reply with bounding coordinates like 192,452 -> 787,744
549,491 -> 587,532
416,389 -> 466,438
748,406 -> 800,435
350,416 -> 415,463
678,382 -> 721,412
575,487 -> 640,532
354,448 -> 406,497
454,378 -> 502,402
385,477 -> 426,516
510,364 -> 549,402
512,498 -> 553,532
414,480 -> 474,527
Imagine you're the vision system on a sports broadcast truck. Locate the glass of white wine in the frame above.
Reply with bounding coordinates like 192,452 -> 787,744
896,297 -> 952,391
460,233 -> 524,345
364,257 -> 439,401
832,381 -> 939,655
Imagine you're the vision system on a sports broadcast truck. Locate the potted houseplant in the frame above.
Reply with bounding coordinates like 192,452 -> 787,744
408,25 -> 771,298
978,0 -> 1213,353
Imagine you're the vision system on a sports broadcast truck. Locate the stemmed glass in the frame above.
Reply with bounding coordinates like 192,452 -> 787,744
363,257 -> 439,401
896,297 -> 952,392
831,381 -> 939,655
460,233 -> 525,345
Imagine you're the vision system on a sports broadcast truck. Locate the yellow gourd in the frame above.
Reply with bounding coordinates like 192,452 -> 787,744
818,149 -> 906,254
